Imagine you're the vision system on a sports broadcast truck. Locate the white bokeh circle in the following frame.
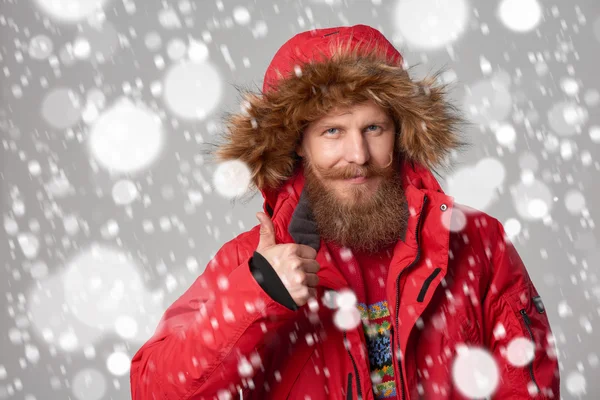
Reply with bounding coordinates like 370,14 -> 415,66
336,289 -> 357,310
565,371 -> 586,395
29,35 -> 54,60
62,245 -> 147,331
41,88 -> 83,130
506,337 -> 535,367
188,38 -> 209,63
441,206 -> 467,233
163,60 -> 223,120
88,97 -> 164,174
333,307 -> 362,331
503,218 -> 522,240
112,180 -> 139,205
237,357 -> 253,378
233,6 -> 251,25
498,0 -> 542,32
394,0 -> 470,50
106,351 -> 130,376
35,0 -> 111,23
28,272 -> 106,353
114,315 -> 139,339
213,160 -> 252,198
452,346 -> 499,398
494,123 -> 517,146
447,158 -> 505,211
511,180 -> 553,221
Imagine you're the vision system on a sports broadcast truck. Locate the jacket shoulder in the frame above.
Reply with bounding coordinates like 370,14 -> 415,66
449,202 -> 504,278
452,202 -> 499,227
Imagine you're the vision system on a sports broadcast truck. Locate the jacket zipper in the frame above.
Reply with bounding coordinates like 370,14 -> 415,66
519,309 -> 540,393
395,194 -> 428,400
347,373 -> 353,400
344,332 -> 362,399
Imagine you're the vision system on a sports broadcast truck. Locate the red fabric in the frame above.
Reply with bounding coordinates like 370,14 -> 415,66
330,242 -> 395,305
130,24 -> 560,400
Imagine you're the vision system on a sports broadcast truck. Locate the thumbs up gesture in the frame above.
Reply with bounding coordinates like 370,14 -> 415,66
255,212 -> 320,307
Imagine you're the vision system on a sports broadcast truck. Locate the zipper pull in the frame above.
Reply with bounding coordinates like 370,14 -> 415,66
520,309 -> 531,325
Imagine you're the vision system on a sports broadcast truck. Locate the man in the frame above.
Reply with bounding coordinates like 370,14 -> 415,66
131,24 -> 560,399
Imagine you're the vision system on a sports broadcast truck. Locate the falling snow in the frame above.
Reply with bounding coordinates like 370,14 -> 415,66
0,0 -> 598,399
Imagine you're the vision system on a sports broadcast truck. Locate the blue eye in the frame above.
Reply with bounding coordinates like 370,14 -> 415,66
323,125 -> 381,135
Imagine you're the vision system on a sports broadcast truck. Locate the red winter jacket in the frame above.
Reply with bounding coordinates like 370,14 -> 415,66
130,159 -> 560,399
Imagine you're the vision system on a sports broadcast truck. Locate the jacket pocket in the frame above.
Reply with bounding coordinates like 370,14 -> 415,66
505,283 -> 557,395
416,267 -> 442,302
519,307 -> 540,392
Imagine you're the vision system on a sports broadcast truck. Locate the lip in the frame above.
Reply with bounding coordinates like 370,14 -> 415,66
345,176 -> 368,183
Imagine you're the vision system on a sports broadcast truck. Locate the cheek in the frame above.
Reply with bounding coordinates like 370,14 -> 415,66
310,146 -> 340,167
373,138 -> 395,162
375,152 -> 392,167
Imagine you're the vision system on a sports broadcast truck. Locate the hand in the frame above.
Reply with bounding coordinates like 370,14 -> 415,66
255,212 -> 320,307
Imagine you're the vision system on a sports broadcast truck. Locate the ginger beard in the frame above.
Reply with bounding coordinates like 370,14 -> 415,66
301,149 -> 409,254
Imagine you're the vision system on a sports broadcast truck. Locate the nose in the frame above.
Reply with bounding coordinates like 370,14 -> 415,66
344,131 -> 370,165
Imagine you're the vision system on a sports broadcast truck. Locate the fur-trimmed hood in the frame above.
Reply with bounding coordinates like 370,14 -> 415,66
208,24 -> 469,211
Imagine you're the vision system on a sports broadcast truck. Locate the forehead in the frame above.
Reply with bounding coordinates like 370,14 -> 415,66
316,102 -> 392,124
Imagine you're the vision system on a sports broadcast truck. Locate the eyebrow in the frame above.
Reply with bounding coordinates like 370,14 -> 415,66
316,119 -> 391,129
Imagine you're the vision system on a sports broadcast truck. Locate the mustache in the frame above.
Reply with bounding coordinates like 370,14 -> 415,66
312,152 -> 394,179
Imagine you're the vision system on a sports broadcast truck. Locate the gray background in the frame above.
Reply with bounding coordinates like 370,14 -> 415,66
1,0 -> 599,399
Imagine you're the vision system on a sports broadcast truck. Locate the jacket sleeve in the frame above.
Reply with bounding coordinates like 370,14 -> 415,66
130,233 -> 298,400
249,250 -> 298,311
482,218 -> 560,399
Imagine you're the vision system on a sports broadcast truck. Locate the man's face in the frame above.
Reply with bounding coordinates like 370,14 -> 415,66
296,99 -> 409,254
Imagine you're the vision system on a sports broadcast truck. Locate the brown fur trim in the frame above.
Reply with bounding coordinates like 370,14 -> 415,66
204,37 -> 470,193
